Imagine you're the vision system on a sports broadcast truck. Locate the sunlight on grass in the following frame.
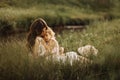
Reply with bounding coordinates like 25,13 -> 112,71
0,0 -> 120,79
0,17 -> 120,80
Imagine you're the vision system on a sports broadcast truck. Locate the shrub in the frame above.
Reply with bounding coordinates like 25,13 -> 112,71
0,20 -> 16,37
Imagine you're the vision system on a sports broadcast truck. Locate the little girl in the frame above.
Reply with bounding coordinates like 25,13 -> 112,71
41,27 -> 59,55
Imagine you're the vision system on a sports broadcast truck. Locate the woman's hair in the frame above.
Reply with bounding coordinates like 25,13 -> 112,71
27,18 -> 48,52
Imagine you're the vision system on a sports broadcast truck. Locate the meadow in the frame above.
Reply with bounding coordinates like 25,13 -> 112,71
0,0 -> 120,80
0,19 -> 120,80
0,0 -> 120,35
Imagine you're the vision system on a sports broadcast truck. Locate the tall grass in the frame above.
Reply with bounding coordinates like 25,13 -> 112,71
0,19 -> 120,80
0,0 -> 120,36
0,5 -> 101,29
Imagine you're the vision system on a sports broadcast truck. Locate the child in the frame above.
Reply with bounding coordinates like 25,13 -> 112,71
41,27 -> 59,55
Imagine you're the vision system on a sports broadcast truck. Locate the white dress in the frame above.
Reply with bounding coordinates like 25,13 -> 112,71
48,37 -> 59,55
33,37 -> 59,57
33,37 -> 46,56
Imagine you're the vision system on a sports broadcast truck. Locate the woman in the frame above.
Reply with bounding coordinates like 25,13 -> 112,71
26,18 -> 92,64
27,18 -> 59,57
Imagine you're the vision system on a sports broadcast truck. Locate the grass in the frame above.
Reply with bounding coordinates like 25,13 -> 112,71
0,0 -> 120,35
0,0 -> 120,79
0,5 -> 102,27
0,19 -> 120,80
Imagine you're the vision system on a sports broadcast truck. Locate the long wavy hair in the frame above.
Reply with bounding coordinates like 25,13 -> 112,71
27,18 -> 48,52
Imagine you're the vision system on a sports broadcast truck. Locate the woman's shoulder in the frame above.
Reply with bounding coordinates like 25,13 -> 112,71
36,36 -> 43,40
35,36 -> 45,43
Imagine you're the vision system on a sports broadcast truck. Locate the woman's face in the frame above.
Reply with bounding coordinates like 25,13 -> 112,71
41,27 -> 47,37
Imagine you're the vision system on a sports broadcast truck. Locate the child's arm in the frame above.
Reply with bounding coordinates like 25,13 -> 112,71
50,39 -> 59,55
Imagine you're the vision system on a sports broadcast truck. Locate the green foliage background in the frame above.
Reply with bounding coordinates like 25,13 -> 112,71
0,0 -> 120,35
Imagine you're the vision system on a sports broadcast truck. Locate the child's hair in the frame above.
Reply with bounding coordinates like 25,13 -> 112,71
27,18 -> 48,52
41,27 -> 55,42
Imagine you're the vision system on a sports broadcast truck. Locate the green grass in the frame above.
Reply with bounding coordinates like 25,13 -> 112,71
0,0 -> 120,35
0,0 -> 120,79
0,5 -> 102,30
0,19 -> 120,80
